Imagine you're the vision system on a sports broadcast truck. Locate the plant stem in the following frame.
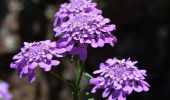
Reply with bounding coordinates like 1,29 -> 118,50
49,71 -> 68,84
76,59 -> 80,83
77,61 -> 84,86
73,59 -> 85,100
50,71 -> 79,100
49,59 -> 85,100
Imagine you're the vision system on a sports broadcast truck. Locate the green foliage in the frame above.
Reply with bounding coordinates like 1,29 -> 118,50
85,92 -> 94,100
83,72 -> 93,79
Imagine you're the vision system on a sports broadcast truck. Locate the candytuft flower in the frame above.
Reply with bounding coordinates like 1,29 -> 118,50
10,40 -> 66,82
54,0 -> 101,27
90,58 -> 149,100
54,0 -> 116,61
0,80 -> 12,100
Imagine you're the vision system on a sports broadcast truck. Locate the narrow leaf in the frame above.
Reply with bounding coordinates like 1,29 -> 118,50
83,72 -> 93,78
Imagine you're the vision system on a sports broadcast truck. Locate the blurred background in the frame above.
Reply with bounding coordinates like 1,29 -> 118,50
0,0 -> 169,100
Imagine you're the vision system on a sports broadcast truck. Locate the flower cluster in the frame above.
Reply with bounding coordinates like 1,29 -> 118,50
10,40 -> 66,82
9,0 -> 150,99
54,0 -> 116,60
0,80 -> 12,100
90,58 -> 149,100
54,0 -> 102,27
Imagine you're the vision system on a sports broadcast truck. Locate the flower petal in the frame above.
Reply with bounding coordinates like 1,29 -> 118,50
102,88 -> 110,98
51,60 -> 60,66
47,54 -> 53,59
28,69 -> 35,83
30,62 -> 38,69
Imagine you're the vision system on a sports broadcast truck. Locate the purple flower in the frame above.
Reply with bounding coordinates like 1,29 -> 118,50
54,0 -> 117,61
0,80 -> 12,100
90,58 -> 150,100
10,40 -> 66,82
54,0 -> 102,27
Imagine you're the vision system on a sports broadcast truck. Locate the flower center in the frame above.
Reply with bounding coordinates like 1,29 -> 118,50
25,43 -> 48,58
111,63 -> 127,79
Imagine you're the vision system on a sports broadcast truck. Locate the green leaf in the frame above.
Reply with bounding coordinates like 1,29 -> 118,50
85,92 -> 94,100
83,72 -> 93,78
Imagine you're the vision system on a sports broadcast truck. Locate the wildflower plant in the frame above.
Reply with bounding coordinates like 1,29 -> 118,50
10,0 -> 149,100
54,0 -> 116,61
90,58 -> 149,100
10,40 -> 66,82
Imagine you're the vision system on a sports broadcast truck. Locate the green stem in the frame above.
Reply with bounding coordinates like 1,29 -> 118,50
76,59 -> 80,83
49,59 -> 85,100
77,61 -> 84,86
73,59 -> 85,100
49,71 -> 68,84
50,71 -> 78,100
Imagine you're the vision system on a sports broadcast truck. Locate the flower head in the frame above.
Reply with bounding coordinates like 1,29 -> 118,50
0,80 -> 12,100
10,40 -> 66,82
90,58 -> 149,100
54,0 -> 101,27
54,0 -> 116,61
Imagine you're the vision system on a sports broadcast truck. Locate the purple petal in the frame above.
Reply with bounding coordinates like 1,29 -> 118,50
30,62 -> 38,69
105,37 -> 113,42
10,63 -> 16,68
47,54 -> 53,59
123,85 -> 133,94
99,63 -> 105,69
55,48 -> 66,54
115,84 -> 122,90
53,17 -> 59,26
133,82 -> 143,92
39,62 -> 46,68
57,37 -> 72,47
53,27 -> 63,36
80,38 -> 84,44
58,13 -> 67,18
91,86 -> 98,93
140,80 -> 150,87
84,39 -> 92,43
103,24 -> 116,31
142,84 -> 149,91
28,69 -> 35,83
23,65 -> 29,74
108,94 -> 116,100
108,90 -> 121,100
118,91 -> 126,100
90,78 -> 100,84
66,42 -> 74,51
50,42 -> 56,47
44,65 -> 52,71
39,62 -> 51,71
97,39 -> 104,47
106,58 -> 114,65
93,70 -> 102,74
91,39 -> 98,48
102,88 -> 110,98
51,60 -> 60,66
13,54 -> 22,59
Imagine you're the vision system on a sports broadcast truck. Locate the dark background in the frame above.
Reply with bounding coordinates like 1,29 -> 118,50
0,0 -> 169,100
